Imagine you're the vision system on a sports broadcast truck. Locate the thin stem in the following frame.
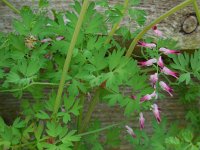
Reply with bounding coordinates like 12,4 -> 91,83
77,93 -> 85,130
79,89 -> 100,133
52,0 -> 90,116
74,89 -> 100,150
104,0 -> 129,44
0,82 -> 60,93
1,0 -> 20,14
192,0 -> 200,24
125,0 -> 193,57
78,122 -> 122,137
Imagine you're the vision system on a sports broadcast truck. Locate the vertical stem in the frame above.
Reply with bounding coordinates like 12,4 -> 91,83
74,89 -> 100,150
52,0 -> 89,116
125,0 -> 193,57
79,89 -> 100,133
192,0 -> 200,24
77,93 -> 85,130
104,0 -> 129,44
1,0 -> 20,14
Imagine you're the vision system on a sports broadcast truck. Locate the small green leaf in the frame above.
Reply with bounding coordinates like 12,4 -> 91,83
35,111 -> 50,120
63,113 -> 71,124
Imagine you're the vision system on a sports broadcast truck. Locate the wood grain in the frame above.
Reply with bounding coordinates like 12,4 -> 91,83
0,0 -> 200,49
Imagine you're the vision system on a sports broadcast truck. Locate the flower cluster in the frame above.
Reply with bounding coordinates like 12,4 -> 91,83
126,26 -> 180,138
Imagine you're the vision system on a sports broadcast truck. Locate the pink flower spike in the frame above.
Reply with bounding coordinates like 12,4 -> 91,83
138,58 -> 157,67
159,47 -> 181,55
151,104 -> 161,123
161,66 -> 179,79
41,38 -> 52,43
159,81 -> 173,96
139,113 -> 145,129
152,25 -> 163,37
125,125 -> 136,138
157,56 -> 164,68
150,73 -> 158,88
138,41 -> 156,49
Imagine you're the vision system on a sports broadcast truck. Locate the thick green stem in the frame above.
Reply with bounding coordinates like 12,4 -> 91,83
125,0 -> 193,57
192,0 -> 200,24
52,0 -> 89,116
1,0 -> 20,14
104,0 -> 129,44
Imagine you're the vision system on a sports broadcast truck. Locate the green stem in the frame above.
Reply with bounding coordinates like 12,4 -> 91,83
1,0 -> 20,14
79,89 -> 100,133
125,0 -> 193,57
74,89 -> 100,150
0,82 -> 60,93
77,93 -> 85,130
52,0 -> 89,116
104,0 -> 129,44
192,0 -> 200,24
78,122 -> 122,137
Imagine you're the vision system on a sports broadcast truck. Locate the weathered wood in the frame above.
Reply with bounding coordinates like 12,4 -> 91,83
0,0 -> 200,49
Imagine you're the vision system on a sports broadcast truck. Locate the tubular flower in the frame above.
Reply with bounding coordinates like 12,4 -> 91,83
138,41 -> 156,49
159,81 -> 173,96
152,25 -> 163,37
139,112 -> 145,129
56,36 -> 65,41
159,47 -> 180,55
125,125 -> 136,138
157,56 -> 164,68
151,104 -> 161,123
161,66 -> 179,79
138,58 -> 157,67
140,91 -> 157,102
41,38 -> 52,43
150,73 -> 158,88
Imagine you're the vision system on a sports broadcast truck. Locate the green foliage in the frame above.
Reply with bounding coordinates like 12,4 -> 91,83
170,50 -> 200,84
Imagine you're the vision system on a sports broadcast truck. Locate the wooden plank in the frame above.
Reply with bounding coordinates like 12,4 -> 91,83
0,0 -> 200,49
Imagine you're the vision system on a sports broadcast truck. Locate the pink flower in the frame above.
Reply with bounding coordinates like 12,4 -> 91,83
138,41 -> 156,49
139,112 -> 145,129
56,36 -> 65,41
125,125 -> 136,138
150,73 -> 158,88
152,104 -> 161,123
41,38 -> 52,43
140,91 -> 157,102
138,58 -> 157,67
152,25 -> 163,37
157,56 -> 164,68
159,81 -> 173,96
161,66 -> 179,79
159,47 -> 180,55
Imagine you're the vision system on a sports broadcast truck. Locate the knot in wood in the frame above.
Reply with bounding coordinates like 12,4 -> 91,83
182,15 -> 198,34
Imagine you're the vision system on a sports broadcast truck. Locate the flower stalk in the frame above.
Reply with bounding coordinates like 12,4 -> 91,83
52,0 -> 89,116
125,0 -> 196,57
